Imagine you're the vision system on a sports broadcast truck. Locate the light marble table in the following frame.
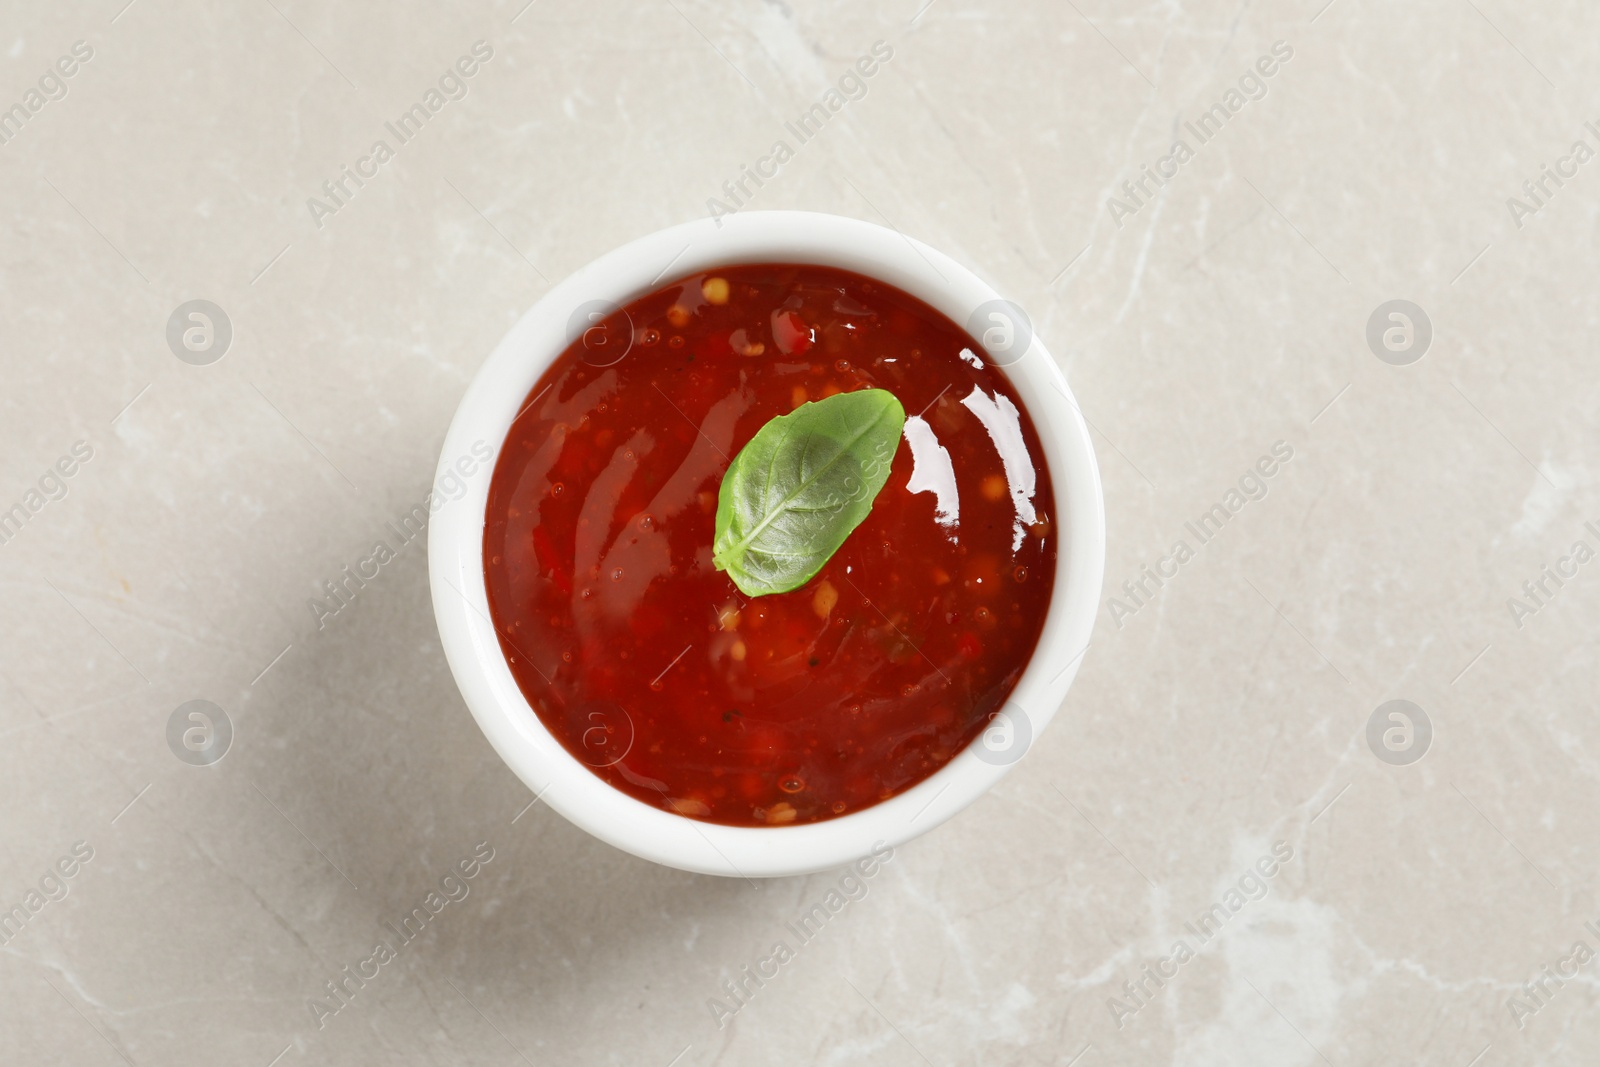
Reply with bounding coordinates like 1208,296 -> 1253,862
2,1 -> 1597,1064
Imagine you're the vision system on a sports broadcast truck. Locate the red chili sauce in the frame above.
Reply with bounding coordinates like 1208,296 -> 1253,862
483,264 -> 1056,827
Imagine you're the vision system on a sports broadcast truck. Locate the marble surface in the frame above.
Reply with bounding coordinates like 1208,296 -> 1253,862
3,0 -> 1598,1063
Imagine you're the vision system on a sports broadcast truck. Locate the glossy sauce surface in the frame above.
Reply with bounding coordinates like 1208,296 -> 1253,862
483,264 -> 1056,826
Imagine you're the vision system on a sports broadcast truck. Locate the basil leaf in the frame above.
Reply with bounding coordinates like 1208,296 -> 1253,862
713,388 -> 906,597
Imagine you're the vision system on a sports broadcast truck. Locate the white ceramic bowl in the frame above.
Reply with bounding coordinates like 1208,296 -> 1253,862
429,210 -> 1104,878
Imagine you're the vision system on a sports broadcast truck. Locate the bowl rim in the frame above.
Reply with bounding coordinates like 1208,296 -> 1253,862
428,210 -> 1104,877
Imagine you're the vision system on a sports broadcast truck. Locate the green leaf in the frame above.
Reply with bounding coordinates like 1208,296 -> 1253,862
713,389 -> 906,597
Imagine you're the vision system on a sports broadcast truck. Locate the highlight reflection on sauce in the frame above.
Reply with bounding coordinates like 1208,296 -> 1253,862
484,264 -> 1056,826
